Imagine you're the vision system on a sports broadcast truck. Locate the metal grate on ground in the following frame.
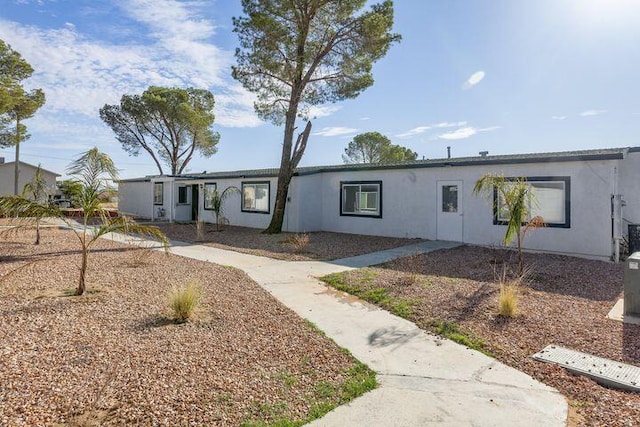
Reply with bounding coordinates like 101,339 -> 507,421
532,345 -> 640,392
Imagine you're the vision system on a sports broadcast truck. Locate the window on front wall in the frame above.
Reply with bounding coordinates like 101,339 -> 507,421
153,182 -> 163,205
203,183 -> 217,210
178,186 -> 188,204
341,181 -> 382,218
495,177 -> 570,228
242,182 -> 270,213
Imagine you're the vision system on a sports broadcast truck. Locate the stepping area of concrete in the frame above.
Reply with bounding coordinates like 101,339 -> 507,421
105,231 -> 568,426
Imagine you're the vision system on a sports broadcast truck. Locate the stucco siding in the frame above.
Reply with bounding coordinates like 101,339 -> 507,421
317,159 -> 617,260
0,163 -> 58,197
118,181 -> 153,218
619,151 -> 640,229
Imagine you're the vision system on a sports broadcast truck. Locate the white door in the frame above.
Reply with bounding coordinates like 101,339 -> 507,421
437,180 -> 463,242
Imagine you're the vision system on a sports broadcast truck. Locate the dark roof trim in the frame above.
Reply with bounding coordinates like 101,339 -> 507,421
117,146 -> 638,182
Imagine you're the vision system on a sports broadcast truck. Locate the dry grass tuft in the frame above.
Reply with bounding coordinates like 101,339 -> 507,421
284,233 -> 310,253
169,281 -> 203,323
496,266 -> 529,317
498,281 -> 519,317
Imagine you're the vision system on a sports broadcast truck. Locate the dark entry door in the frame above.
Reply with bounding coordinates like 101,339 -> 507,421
191,185 -> 199,221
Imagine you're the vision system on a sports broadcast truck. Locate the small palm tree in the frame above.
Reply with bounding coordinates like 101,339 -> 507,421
21,164 -> 52,245
207,186 -> 239,231
473,174 -> 544,275
0,148 -> 169,295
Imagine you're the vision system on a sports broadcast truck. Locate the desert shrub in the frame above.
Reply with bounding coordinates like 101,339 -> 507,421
284,233 -> 310,253
498,281 -> 519,317
125,245 -> 155,267
169,281 -> 202,323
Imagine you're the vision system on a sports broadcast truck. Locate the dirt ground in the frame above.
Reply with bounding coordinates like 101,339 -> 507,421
152,222 -> 424,261
0,227 -> 371,426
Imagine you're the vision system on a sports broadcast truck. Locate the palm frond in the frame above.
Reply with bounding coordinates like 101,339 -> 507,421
89,215 -> 169,252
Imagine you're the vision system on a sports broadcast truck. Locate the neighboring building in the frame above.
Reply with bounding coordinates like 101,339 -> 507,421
0,158 -> 60,197
118,147 -> 640,262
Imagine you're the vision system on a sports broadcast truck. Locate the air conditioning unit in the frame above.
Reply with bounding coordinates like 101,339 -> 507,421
624,252 -> 640,316
157,207 -> 165,218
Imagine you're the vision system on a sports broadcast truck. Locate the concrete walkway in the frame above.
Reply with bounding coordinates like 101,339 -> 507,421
107,233 -> 568,426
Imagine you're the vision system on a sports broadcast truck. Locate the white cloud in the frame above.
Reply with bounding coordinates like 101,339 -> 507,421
313,127 -> 359,137
359,117 -> 370,121
0,0 -> 261,128
438,126 -> 500,140
579,109 -> 607,117
396,121 -> 467,138
462,71 -> 485,90
306,105 -> 342,119
396,126 -> 431,138
433,121 -> 467,128
552,116 -> 567,120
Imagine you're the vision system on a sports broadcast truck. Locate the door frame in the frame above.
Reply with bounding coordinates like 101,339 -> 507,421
436,180 -> 464,242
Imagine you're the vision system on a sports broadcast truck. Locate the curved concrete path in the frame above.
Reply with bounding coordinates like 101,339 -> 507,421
108,233 -> 567,426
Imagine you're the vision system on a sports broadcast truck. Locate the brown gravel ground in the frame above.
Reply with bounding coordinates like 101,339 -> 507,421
326,245 -> 640,427
151,222 -> 424,261
0,228 -> 367,426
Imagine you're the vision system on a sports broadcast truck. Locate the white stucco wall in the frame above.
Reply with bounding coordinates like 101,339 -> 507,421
619,151 -> 640,229
0,162 -> 58,197
117,181 -> 152,218
316,159 -> 618,260
119,153 -> 640,261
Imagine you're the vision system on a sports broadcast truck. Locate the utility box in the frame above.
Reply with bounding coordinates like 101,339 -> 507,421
624,252 -> 640,316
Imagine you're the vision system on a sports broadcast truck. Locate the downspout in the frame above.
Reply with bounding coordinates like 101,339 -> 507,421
612,157 -> 624,263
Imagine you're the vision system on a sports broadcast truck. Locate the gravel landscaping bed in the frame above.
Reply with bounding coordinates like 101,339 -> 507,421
151,222 -> 424,261
322,245 -> 640,427
0,228 -> 374,426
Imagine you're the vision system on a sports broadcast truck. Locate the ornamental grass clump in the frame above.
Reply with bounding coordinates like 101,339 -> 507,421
285,233 -> 310,253
496,266 -> 528,318
498,281 -> 519,317
169,281 -> 203,323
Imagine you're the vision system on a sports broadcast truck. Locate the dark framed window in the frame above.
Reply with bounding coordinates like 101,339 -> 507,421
493,176 -> 570,228
340,181 -> 382,218
242,181 -> 270,214
153,182 -> 163,205
178,186 -> 188,204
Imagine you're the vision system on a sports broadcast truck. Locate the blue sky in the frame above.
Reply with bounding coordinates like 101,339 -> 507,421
1,0 -> 639,179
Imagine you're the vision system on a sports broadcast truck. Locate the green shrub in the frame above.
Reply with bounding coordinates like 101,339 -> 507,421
169,281 -> 203,323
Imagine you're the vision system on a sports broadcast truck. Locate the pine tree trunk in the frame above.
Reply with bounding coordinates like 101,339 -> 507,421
35,219 -> 40,245
13,117 -> 20,196
264,107 -> 297,234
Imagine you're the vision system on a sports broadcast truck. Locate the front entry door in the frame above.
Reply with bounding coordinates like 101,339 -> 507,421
436,180 -> 463,242
191,185 -> 199,221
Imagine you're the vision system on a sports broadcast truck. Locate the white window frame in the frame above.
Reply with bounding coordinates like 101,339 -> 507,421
242,181 -> 270,214
340,181 -> 382,218
153,182 -> 163,205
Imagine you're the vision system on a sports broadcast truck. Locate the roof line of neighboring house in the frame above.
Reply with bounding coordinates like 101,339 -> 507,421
117,146 -> 640,183
0,160 -> 61,177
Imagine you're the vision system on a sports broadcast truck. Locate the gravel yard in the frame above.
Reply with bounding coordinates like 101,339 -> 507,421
322,245 -> 640,427
151,222 -> 424,261
0,228 -> 374,426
